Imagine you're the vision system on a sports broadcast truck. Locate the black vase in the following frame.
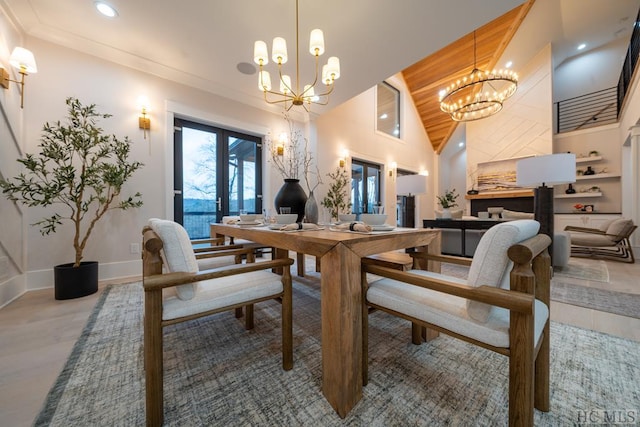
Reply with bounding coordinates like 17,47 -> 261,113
54,261 -> 99,300
565,183 -> 576,194
274,179 -> 307,223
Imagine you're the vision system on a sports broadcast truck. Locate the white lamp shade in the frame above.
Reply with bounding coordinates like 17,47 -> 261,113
280,75 -> 292,94
272,37 -> 288,64
516,153 -> 576,187
253,40 -> 269,65
9,47 -> 37,73
325,56 -> 340,80
396,174 -> 428,196
258,70 -> 271,91
309,29 -> 325,56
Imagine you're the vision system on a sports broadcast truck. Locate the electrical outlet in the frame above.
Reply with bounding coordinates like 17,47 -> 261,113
130,243 -> 140,254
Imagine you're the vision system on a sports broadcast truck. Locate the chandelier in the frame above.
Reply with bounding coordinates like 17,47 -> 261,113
252,0 -> 340,111
439,31 -> 517,122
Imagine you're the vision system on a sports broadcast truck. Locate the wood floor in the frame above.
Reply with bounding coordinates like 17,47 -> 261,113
0,259 -> 638,427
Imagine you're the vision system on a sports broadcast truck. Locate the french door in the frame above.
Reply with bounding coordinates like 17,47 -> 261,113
174,118 -> 262,238
351,159 -> 382,215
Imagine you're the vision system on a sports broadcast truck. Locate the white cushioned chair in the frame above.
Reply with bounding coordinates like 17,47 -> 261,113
142,219 -> 294,426
362,220 -> 552,426
566,218 -> 636,263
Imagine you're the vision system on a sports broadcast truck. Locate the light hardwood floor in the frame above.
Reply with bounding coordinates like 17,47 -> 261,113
0,259 -> 638,426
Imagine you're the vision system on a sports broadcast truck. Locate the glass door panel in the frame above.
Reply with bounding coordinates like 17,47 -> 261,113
174,119 -> 262,239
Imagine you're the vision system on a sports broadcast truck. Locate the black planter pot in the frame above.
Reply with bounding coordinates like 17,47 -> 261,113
274,179 -> 308,223
54,261 -> 99,300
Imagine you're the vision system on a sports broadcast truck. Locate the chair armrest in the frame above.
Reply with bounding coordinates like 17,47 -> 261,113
409,252 -> 473,267
143,258 -> 294,291
191,237 -> 225,246
193,245 -> 247,255
564,225 -> 604,234
363,264 -> 534,314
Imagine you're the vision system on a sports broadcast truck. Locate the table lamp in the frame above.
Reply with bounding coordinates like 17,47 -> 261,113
396,174 -> 428,228
516,153 -> 576,260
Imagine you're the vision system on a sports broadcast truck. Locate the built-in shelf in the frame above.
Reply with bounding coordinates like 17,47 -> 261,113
575,173 -> 620,180
465,189 -> 534,200
555,192 -> 602,199
575,155 -> 603,163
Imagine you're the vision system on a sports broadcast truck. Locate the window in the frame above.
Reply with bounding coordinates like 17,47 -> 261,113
174,118 -> 262,238
376,81 -> 400,138
351,159 -> 382,215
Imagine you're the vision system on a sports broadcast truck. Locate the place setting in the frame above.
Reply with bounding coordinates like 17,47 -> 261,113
265,208 -> 325,232
329,211 -> 395,234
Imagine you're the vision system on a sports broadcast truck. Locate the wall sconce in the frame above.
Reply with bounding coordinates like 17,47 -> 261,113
1,47 -> 38,109
389,161 -> 397,180
137,96 -> 150,139
276,132 -> 286,156
339,149 -> 348,167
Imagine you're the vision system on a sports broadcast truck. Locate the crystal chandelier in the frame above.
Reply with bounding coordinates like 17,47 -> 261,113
439,31 -> 517,122
253,0 -> 340,111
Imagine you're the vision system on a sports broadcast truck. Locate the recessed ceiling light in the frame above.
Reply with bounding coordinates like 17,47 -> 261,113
458,142 -> 465,148
505,61 -> 513,68
577,43 -> 587,51
379,113 -> 388,119
95,2 -> 118,18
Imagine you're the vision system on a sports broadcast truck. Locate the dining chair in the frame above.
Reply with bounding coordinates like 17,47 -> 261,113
142,219 -> 294,426
362,219 -> 551,426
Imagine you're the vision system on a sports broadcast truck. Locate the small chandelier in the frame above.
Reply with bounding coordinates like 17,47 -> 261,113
439,31 -> 517,122
253,0 -> 340,111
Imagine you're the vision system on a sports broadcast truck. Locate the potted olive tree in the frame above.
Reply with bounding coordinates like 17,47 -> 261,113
0,97 -> 143,299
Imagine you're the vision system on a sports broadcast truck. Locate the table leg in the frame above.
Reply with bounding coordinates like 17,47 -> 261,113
320,244 -> 363,418
461,229 -> 466,257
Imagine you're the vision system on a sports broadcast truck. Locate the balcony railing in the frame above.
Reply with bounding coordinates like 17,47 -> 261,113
556,7 -> 639,134
184,211 -> 217,239
556,87 -> 618,133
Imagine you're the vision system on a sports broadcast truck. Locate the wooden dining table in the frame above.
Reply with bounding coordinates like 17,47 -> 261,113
209,223 -> 441,418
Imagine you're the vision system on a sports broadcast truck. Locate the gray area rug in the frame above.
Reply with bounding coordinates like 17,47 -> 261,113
35,277 -> 640,426
554,259 -> 609,283
551,281 -> 640,319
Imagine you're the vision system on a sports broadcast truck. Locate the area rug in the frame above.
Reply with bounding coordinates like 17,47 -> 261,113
551,281 -> 640,319
554,259 -> 609,283
34,279 -> 640,426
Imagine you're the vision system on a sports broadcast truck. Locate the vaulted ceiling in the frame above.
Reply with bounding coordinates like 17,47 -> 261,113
402,1 -> 535,154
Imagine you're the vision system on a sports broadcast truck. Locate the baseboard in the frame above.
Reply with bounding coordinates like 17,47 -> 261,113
26,259 -> 142,291
0,274 -> 27,309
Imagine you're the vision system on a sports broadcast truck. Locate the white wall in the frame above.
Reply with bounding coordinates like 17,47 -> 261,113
315,73 -> 435,225
6,36 -> 298,295
0,6 -> 28,306
553,37 -> 629,103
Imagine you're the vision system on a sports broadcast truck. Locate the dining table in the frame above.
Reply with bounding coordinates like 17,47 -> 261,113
209,222 -> 441,418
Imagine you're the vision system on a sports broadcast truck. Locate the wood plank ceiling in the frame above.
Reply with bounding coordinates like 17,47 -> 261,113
402,0 -> 535,154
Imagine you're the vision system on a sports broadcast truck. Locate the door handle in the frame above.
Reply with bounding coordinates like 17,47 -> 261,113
216,198 -> 222,210
174,190 -> 182,195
